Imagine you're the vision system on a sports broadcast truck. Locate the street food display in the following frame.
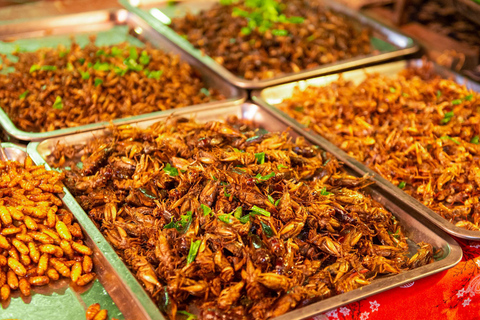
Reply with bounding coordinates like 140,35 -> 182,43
47,117 -> 434,319
170,0 -> 373,80
278,63 -> 480,231
0,1 -> 476,319
0,40 -> 223,133
0,157 -> 95,302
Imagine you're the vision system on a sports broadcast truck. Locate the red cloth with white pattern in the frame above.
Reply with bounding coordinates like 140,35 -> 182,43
313,238 -> 480,320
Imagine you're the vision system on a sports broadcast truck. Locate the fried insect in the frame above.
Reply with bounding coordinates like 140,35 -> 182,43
86,303 -> 116,320
51,117 -> 435,319
280,62 -> 480,230
0,159 -> 96,305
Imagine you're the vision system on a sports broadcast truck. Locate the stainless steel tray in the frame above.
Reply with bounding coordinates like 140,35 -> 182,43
0,143 -> 124,320
120,0 -> 419,89
27,102 -> 462,320
252,58 -> 480,240
0,9 -> 246,142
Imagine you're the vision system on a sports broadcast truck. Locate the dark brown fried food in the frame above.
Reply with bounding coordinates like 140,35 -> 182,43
170,0 -> 373,80
279,62 -> 480,231
0,39 -> 223,133
50,117 -> 434,319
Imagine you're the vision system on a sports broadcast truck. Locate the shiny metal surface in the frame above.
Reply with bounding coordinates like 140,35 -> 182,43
27,102 -> 462,320
252,59 -> 480,240
0,9 -> 246,142
120,0 -> 419,89
0,143 -> 124,320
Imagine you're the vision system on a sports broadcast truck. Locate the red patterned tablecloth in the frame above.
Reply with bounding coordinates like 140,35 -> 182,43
314,238 -> 480,320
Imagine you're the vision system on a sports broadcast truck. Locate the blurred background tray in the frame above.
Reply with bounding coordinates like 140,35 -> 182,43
0,8 -> 246,142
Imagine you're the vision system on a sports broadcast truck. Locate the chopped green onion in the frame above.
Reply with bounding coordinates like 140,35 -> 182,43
267,195 -> 275,204
76,161 -> 83,169
440,135 -> 460,145
287,16 -> 304,24
94,78 -> 103,87
40,65 -> 57,71
147,70 -> 163,80
277,164 -> 288,170
96,49 -> 106,56
200,88 -> 210,96
255,152 -> 265,164
163,163 -> 179,176
111,46 -> 123,57
451,99 -> 462,105
124,58 -> 143,71
274,198 -> 281,207
471,136 -> 479,144
440,111 -> 454,124
251,205 -> 271,217
93,62 -> 110,72
260,221 -> 274,237
164,218 -> 175,229
233,148 -> 244,153
78,58 -> 86,65
436,90 -> 442,98
200,204 -> 212,216
255,172 -> 275,182
129,47 -> 138,60
223,186 -> 231,198
320,187 -> 332,196
66,62 -> 74,71
29,65 -> 40,73
114,66 -> 128,76
19,90 -> 29,99
233,207 -> 242,219
294,106 -> 304,112
389,87 -> 396,93
79,71 -> 90,80
464,94 -> 474,101
139,50 -> 150,65
241,27 -> 252,35
402,92 -> 410,97
59,50 -> 69,58
139,188 -> 156,199
218,213 -> 233,223
272,29 -> 288,36
187,240 -> 201,264
398,181 -> 406,189
52,96 -> 63,110
177,310 -> 197,320
246,135 -> 259,142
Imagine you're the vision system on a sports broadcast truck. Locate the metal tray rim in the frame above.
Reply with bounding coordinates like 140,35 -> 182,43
120,0 -> 420,89
26,102 -> 462,320
251,58 -> 480,240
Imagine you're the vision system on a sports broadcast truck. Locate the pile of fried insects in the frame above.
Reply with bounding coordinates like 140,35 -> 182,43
50,116 -> 435,320
279,62 -> 480,231
0,158 -> 95,303
0,38 -> 223,132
